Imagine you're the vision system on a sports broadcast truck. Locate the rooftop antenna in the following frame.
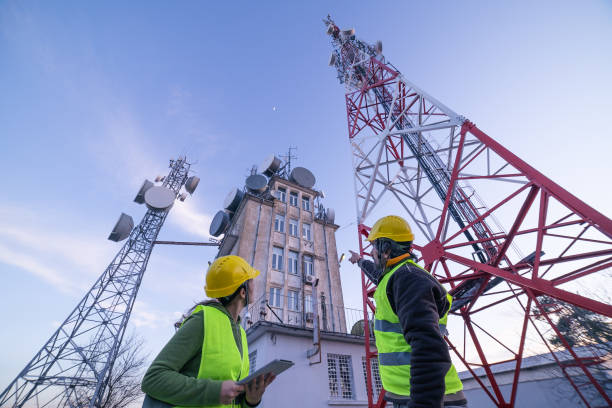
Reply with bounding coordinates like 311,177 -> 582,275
279,146 -> 298,178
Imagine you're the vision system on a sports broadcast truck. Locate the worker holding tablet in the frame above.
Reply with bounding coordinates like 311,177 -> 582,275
141,255 -> 275,407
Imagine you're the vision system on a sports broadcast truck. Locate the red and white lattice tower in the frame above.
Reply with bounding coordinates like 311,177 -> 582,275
324,17 -> 612,408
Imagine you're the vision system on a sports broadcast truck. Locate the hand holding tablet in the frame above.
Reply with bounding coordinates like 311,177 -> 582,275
237,359 -> 294,385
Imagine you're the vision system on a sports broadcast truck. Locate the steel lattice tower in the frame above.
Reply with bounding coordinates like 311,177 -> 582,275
0,157 -> 192,408
324,17 -> 612,408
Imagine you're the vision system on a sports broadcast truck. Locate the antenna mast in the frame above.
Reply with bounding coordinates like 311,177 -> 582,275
0,157 -> 196,407
324,16 -> 612,408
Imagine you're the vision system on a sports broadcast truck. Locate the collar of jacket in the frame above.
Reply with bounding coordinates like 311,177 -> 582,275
385,253 -> 412,268
200,300 -> 242,323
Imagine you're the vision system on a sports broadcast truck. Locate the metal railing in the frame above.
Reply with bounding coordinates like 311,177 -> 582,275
244,294 -> 373,337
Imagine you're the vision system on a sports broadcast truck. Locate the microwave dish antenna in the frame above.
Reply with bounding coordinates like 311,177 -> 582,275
134,180 -> 154,204
260,155 -> 282,176
246,174 -> 268,193
144,186 -> 175,210
107,213 -> 134,242
209,210 -> 230,237
224,188 -> 244,212
290,167 -> 316,189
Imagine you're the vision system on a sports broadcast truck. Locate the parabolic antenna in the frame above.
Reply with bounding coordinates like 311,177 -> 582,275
224,188 -> 244,212
245,174 -> 268,193
144,186 -> 175,210
326,208 -> 335,224
108,213 -> 134,242
209,210 -> 230,237
134,179 -> 154,204
185,176 -> 200,194
259,155 -> 282,176
290,167 -> 316,189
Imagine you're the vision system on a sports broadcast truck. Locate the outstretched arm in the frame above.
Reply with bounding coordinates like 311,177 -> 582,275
348,250 -> 382,284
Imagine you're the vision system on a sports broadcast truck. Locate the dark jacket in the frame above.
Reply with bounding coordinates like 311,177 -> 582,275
358,258 -> 451,408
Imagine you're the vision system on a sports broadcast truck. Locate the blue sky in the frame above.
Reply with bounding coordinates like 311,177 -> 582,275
1,0 -> 611,390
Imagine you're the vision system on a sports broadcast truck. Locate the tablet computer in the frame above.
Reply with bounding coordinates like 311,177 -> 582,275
237,359 -> 294,385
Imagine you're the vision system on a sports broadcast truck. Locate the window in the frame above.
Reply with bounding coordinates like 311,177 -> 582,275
305,294 -> 313,313
289,191 -> 298,206
276,187 -> 286,202
287,290 -> 299,311
289,219 -> 299,236
327,354 -> 354,400
269,287 -> 283,308
274,214 -> 285,233
249,350 -> 257,371
304,255 -> 314,276
302,195 -> 311,211
288,250 -> 299,275
362,357 -> 382,402
302,223 -> 311,241
272,247 -> 284,271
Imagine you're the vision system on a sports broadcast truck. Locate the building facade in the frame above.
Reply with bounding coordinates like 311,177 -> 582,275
210,162 -> 382,407
217,174 -> 346,333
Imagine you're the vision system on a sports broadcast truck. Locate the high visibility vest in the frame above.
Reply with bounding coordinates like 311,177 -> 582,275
373,259 -> 463,396
175,305 -> 250,408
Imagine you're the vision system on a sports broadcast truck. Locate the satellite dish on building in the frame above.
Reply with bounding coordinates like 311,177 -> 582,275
134,179 -> 154,204
246,174 -> 268,193
290,167 -> 316,189
108,213 -> 134,242
326,208 -> 335,224
224,188 -> 244,212
209,210 -> 230,237
185,176 -> 200,194
260,155 -> 282,176
144,186 -> 175,210
350,319 -> 374,337
326,24 -> 335,35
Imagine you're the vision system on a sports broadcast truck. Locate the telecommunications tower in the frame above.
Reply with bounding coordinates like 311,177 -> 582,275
0,157 -> 200,407
324,16 -> 612,408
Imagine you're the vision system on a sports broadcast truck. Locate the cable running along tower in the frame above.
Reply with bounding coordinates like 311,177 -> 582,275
0,157 -> 198,407
324,17 -> 612,408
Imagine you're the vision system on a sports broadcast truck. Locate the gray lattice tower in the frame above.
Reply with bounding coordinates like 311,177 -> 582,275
0,157 -> 192,408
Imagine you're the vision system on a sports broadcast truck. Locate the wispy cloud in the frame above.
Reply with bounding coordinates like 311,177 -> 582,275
0,243 -> 78,293
130,300 -> 182,329
0,205 -> 112,294
169,200 -> 214,240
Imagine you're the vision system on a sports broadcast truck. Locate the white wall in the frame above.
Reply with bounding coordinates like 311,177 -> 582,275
248,326 -> 370,407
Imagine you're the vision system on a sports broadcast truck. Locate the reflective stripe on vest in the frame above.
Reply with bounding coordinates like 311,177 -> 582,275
175,305 -> 250,408
375,318 -> 448,336
373,259 -> 463,396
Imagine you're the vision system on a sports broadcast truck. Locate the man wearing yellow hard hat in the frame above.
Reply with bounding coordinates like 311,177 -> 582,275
142,255 -> 275,407
349,216 -> 467,408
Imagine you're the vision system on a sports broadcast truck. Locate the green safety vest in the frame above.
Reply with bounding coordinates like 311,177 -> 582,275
373,259 -> 463,396
176,305 -> 250,408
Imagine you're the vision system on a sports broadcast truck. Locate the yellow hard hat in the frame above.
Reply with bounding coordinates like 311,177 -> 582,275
366,215 -> 414,242
205,255 -> 260,298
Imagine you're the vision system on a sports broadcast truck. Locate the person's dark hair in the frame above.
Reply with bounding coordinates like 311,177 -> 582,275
376,238 -> 413,259
173,283 -> 247,330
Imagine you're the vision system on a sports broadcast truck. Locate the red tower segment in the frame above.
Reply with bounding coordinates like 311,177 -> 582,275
325,16 -> 612,408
